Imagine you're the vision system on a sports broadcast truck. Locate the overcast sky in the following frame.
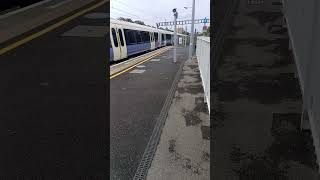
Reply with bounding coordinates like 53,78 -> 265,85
110,0 -> 210,32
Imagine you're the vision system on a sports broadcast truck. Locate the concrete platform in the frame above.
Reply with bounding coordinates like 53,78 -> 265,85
146,56 -> 210,180
0,0 -> 105,44
212,0 -> 320,179
0,1 -> 108,176
110,47 -> 188,180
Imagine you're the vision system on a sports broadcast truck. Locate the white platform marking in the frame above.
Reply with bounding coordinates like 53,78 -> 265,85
62,25 -> 107,37
0,0 -> 53,19
136,65 -> 146,68
47,0 -> 72,9
150,59 -> 161,62
130,69 -> 145,74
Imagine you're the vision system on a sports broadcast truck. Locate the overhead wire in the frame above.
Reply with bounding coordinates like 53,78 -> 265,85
111,0 -> 169,25
115,0 -> 164,20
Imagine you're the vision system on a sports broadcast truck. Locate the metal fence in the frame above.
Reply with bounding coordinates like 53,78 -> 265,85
283,0 -> 320,170
196,36 -> 210,113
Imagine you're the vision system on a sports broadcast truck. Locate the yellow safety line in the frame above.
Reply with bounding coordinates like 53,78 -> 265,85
110,47 -> 171,79
110,47 -> 170,75
0,0 -> 107,56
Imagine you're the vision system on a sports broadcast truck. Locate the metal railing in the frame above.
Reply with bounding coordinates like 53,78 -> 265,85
196,36 -> 210,113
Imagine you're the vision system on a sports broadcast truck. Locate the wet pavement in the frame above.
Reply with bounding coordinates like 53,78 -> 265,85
147,56 -> 210,180
110,47 -> 187,180
212,1 -> 320,179
0,2 -> 108,176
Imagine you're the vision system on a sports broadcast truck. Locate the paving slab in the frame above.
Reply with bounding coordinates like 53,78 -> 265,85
212,0 -> 319,179
146,56 -> 210,180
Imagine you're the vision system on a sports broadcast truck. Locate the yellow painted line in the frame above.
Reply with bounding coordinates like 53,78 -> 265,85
110,47 -> 170,75
110,47 -> 171,79
0,0 -> 107,56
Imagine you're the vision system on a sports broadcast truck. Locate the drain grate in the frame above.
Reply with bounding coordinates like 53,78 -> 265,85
133,59 -> 185,180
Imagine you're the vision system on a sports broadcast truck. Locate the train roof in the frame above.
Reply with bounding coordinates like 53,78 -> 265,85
111,19 -> 156,32
111,19 -> 188,37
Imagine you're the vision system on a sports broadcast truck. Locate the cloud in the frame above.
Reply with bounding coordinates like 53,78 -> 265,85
111,0 -> 210,32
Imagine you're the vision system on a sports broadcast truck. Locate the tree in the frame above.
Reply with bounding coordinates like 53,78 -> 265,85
199,26 -> 210,37
180,29 -> 188,35
134,20 -> 145,25
118,17 -> 133,23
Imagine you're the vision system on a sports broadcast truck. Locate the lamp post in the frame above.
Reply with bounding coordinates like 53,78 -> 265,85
188,0 -> 195,62
173,8 -> 178,63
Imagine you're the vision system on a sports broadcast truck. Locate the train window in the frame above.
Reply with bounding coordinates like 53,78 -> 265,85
136,31 -> 143,43
141,31 -> 150,42
111,28 -> 118,47
141,31 -> 145,42
162,34 -> 165,41
118,29 -> 125,46
124,29 -> 137,45
141,32 -> 146,42
154,32 -> 158,42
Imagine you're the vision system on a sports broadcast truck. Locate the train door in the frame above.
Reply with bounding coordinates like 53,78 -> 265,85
162,34 -> 166,46
154,32 -> 159,48
110,27 -> 121,61
172,35 -> 174,45
150,32 -> 155,50
159,33 -> 162,47
109,40 -> 113,62
117,27 -> 127,59
110,26 -> 127,61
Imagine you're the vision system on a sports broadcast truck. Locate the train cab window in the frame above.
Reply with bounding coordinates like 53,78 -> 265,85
118,29 -> 125,46
124,29 -> 137,45
162,34 -> 165,41
111,28 -> 118,47
136,31 -> 143,43
154,32 -> 158,42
